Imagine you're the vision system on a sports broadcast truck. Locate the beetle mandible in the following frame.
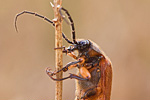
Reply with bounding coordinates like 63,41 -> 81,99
15,6 -> 112,100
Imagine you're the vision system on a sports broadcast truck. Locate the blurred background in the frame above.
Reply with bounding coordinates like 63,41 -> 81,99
0,0 -> 150,100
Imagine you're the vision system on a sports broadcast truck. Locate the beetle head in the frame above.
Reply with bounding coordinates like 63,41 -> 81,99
76,39 -> 91,51
65,39 -> 91,53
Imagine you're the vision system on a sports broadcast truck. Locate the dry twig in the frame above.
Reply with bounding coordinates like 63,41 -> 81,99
52,0 -> 63,100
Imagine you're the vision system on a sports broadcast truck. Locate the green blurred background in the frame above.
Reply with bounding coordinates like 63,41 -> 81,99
1,0 -> 150,100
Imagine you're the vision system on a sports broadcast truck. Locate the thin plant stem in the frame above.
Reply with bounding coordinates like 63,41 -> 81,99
53,0 -> 63,100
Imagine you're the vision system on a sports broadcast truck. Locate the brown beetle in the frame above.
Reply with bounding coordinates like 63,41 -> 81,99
15,7 -> 112,100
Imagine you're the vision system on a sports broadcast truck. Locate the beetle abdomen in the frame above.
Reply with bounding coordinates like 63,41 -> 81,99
75,65 -> 101,99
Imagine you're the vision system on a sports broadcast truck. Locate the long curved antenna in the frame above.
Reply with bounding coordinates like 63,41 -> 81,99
15,10 -> 55,32
59,7 -> 77,44
15,10 -> 74,44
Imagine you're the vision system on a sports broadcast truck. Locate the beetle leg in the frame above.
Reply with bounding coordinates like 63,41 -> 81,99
54,46 -> 78,60
47,58 -> 85,76
79,67 -> 91,79
81,87 -> 97,99
46,58 -> 86,81
51,60 -> 81,76
46,69 -> 88,81
67,52 -> 78,60
63,49 -> 78,59
62,48 -> 78,60
54,46 -> 65,50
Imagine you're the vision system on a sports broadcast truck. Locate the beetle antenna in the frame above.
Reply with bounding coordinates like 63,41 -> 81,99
15,11 -> 55,32
59,7 -> 77,44
62,33 -> 74,44
15,10 -> 74,44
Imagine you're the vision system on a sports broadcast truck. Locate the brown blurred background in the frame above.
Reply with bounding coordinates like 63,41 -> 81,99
0,0 -> 150,100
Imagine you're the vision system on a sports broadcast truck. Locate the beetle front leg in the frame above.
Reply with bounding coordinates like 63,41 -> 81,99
46,68 -> 88,81
46,58 -> 86,81
63,49 -> 78,60
67,52 -> 78,60
54,46 -> 78,60
54,58 -> 85,76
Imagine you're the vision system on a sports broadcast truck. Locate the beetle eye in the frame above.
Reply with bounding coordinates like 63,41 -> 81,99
80,40 -> 86,45
83,41 -> 86,45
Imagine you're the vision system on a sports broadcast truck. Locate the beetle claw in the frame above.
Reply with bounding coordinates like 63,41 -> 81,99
46,67 -> 55,76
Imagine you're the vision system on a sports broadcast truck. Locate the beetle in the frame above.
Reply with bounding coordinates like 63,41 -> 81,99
15,7 -> 112,100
